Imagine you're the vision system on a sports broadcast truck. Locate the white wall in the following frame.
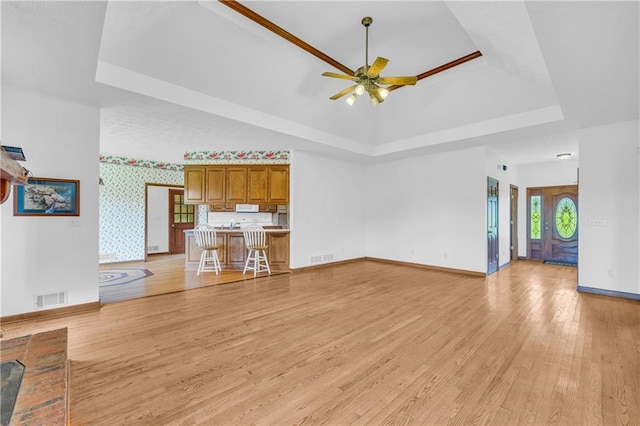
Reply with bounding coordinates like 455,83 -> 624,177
578,120 -> 639,296
366,147 -> 487,273
147,186 -> 170,254
516,158 -> 579,256
1,87 -> 100,316
485,147 -> 519,268
289,151 -> 366,268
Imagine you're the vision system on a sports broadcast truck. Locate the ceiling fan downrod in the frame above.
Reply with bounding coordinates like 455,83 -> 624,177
362,16 -> 372,69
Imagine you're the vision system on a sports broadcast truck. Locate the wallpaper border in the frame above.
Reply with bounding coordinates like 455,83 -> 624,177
184,150 -> 290,164
100,155 -> 183,171
100,151 -> 291,167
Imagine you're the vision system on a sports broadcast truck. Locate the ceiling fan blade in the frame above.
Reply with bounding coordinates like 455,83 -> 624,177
322,72 -> 357,81
377,76 -> 418,86
366,57 -> 390,77
330,85 -> 357,100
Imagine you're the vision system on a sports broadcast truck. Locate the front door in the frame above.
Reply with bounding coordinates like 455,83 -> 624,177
510,185 -> 518,261
487,177 -> 499,274
169,189 -> 195,254
527,185 -> 578,264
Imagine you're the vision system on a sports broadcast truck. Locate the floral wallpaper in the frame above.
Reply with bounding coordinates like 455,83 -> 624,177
99,162 -> 183,263
184,150 -> 290,164
100,155 -> 183,171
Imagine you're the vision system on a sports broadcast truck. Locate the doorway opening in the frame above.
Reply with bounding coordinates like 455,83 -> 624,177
145,183 -> 191,261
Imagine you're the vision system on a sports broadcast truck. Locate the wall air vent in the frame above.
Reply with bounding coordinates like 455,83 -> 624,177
99,253 -> 116,262
35,292 -> 67,310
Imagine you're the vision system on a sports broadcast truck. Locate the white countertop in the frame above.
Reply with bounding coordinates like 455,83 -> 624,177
185,227 -> 289,234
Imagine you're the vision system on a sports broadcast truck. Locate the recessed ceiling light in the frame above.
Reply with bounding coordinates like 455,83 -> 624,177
556,153 -> 572,160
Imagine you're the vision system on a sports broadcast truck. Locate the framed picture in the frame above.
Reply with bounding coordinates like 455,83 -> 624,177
14,177 -> 80,216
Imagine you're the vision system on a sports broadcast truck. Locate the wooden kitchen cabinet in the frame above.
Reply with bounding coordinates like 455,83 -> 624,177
247,166 -> 268,204
209,202 -> 236,212
227,234 -> 247,268
205,168 -> 226,204
268,166 -> 289,204
248,165 -> 289,205
184,165 -> 288,207
259,204 -> 277,213
268,232 -> 290,268
184,166 -> 205,204
226,167 -> 247,204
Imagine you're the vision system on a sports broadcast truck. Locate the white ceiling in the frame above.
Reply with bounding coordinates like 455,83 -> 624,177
2,1 -> 638,165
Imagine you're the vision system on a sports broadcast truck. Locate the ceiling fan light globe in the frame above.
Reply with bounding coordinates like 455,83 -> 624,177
370,97 -> 379,107
378,88 -> 389,99
346,94 -> 357,106
355,84 -> 365,96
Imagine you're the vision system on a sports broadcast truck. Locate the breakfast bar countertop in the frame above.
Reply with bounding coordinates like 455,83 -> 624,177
183,226 -> 290,271
184,227 -> 289,235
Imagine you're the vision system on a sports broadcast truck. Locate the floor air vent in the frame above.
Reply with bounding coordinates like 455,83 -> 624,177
35,292 -> 67,310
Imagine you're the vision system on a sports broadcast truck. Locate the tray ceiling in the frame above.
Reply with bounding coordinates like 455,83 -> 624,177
3,1 -> 638,164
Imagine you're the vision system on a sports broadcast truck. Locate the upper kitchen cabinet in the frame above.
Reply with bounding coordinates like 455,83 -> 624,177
226,167 -> 248,204
183,165 -> 288,206
184,166 -> 205,204
247,166 -> 268,204
249,166 -> 289,204
268,166 -> 289,204
205,168 -> 225,204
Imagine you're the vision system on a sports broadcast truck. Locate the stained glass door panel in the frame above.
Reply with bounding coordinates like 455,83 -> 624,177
487,177 -> 499,274
546,190 -> 578,264
528,190 -> 543,261
527,185 -> 578,264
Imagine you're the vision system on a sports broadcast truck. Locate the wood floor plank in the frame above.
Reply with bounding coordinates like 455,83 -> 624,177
1,260 -> 638,425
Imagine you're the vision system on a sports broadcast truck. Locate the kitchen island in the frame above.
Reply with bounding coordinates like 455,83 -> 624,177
185,228 -> 290,272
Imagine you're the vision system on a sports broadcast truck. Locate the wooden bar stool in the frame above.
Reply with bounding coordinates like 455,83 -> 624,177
242,225 -> 271,277
194,227 -> 222,276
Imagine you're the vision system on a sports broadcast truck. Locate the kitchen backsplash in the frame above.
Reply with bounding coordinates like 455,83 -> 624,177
207,212 -> 274,227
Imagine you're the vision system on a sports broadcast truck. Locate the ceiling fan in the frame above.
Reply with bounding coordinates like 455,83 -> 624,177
322,16 -> 417,107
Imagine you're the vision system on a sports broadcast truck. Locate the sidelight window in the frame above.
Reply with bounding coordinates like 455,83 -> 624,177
530,195 -> 542,240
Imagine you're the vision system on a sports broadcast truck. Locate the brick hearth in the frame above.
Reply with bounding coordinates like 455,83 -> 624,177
0,328 -> 68,425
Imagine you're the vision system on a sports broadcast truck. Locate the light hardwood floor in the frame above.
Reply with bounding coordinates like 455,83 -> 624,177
2,260 -> 639,425
99,254 -> 288,303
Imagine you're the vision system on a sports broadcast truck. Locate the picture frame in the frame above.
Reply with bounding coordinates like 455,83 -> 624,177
14,177 -> 80,216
